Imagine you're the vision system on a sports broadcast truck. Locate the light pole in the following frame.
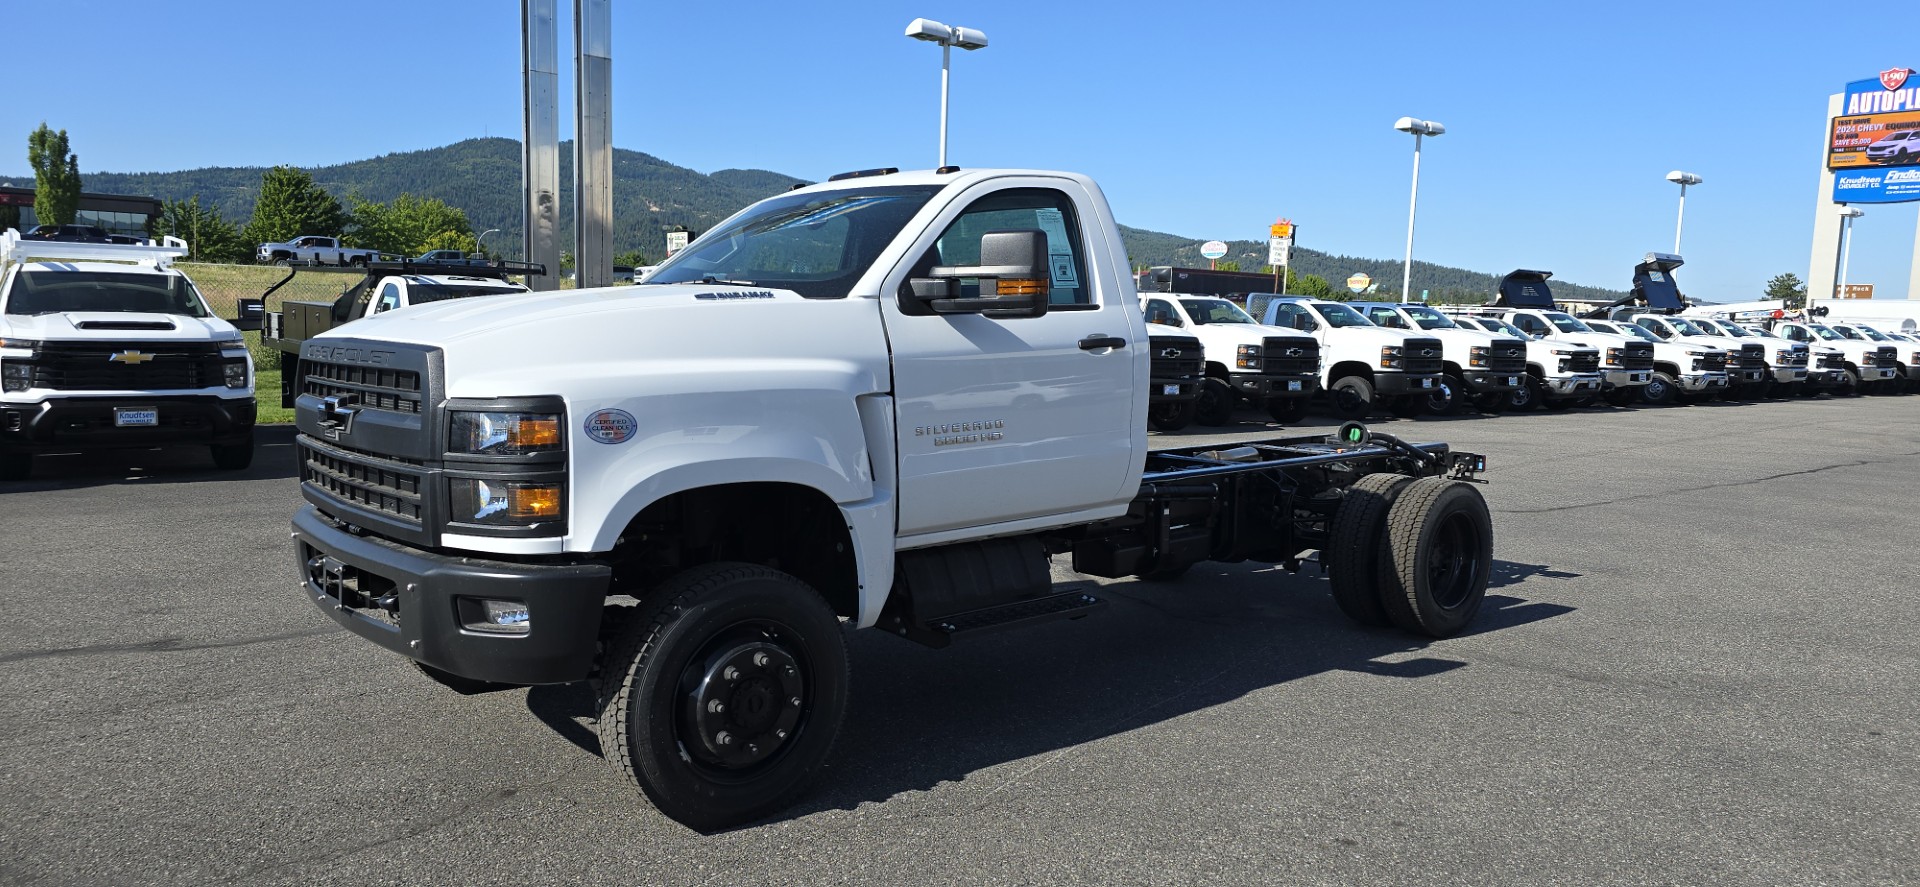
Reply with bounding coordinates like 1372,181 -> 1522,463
1836,206 -> 1865,299
1393,117 -> 1444,303
905,18 -> 988,168
1666,171 -> 1702,254
475,228 -> 501,259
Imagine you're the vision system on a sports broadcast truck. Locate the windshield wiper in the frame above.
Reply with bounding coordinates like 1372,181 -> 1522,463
697,275 -> 757,286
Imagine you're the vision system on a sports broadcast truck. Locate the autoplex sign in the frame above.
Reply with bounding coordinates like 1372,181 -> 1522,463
1829,66 -> 1920,202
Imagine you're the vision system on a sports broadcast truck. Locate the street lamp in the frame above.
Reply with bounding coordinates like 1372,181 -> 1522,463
1665,171 -> 1702,254
1393,116 -> 1444,303
475,228 -> 501,259
1836,206 -> 1865,299
905,17 -> 988,168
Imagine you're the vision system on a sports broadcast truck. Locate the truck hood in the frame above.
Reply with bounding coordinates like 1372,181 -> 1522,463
2,311 -> 240,342
318,284 -> 802,344
1186,322 -> 1312,349
1547,331 -> 1635,350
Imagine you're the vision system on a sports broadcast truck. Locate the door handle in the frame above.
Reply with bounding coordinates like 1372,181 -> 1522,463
1079,335 -> 1127,351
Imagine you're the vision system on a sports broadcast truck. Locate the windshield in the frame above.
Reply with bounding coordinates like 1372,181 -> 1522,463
1664,317 -> 1711,336
1807,325 -> 1843,341
1699,320 -> 1749,337
645,185 -> 940,298
1545,312 -> 1593,333
1316,303 -> 1373,328
1180,298 -> 1257,325
5,270 -> 210,317
1400,305 -> 1457,330
1479,316 -> 1528,338
1609,323 -> 1659,343
409,283 -> 526,305
1846,326 -> 1890,341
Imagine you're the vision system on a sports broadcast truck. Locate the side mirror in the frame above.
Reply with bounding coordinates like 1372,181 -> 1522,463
909,229 -> 1050,318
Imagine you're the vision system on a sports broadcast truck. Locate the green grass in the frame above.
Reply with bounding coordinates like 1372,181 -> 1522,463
255,366 -> 294,425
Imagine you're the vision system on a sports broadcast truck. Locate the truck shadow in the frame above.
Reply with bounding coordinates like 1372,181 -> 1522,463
524,558 -> 1578,829
0,423 -> 301,490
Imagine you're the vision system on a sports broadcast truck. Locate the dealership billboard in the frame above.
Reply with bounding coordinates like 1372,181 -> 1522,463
1829,67 -> 1920,202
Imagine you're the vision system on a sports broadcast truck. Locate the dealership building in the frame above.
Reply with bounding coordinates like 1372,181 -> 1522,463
0,185 -> 163,237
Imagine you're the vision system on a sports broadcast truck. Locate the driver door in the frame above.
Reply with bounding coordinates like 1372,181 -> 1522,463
880,177 -> 1141,539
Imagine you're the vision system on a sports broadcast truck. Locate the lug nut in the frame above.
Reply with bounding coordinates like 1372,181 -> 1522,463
747,743 -> 759,754
716,731 -> 733,746
723,666 -> 740,681
753,652 -> 769,667
790,696 -> 802,707
775,729 -> 788,739
707,700 -> 725,713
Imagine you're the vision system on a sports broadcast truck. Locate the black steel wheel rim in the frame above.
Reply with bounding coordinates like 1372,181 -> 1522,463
1427,511 -> 1486,610
1333,385 -> 1365,411
677,620 -> 809,778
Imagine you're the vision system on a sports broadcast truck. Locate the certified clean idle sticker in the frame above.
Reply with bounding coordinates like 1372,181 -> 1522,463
584,409 -> 638,444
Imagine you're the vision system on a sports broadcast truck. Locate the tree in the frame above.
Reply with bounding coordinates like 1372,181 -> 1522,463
242,166 -> 345,251
153,196 -> 249,263
346,193 -> 474,257
1764,272 -> 1807,308
614,249 -> 652,268
1215,260 -> 1241,272
27,123 -> 82,227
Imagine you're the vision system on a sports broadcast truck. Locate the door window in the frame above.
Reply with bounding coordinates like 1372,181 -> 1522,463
1365,307 -> 1408,329
1144,299 -> 1180,326
1268,302 -> 1314,331
375,282 -> 402,313
914,188 -> 1092,308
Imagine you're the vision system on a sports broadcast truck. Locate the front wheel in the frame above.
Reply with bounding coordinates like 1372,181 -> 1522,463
1193,378 -> 1236,426
1839,368 -> 1862,397
211,434 -> 254,471
1328,375 -> 1375,420
1148,398 -> 1198,432
1470,391 -> 1507,415
1426,372 -> 1464,415
1506,377 -> 1542,412
1264,397 -> 1309,424
0,452 -> 30,482
1389,395 -> 1426,419
1642,372 -> 1679,406
597,562 -> 848,831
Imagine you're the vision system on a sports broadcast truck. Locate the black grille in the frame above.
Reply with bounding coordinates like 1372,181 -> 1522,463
1699,352 -> 1728,371
1487,339 -> 1527,373
1621,343 -> 1654,370
25,340 -> 228,391
1563,351 -> 1601,373
1819,353 -> 1847,370
303,360 -> 423,414
1872,347 -> 1899,369
299,437 -> 425,527
1260,337 -> 1319,376
1149,336 -> 1204,382
1401,338 -> 1443,374
1736,344 -> 1767,370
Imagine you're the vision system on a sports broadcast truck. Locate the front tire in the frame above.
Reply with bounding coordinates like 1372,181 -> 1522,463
1328,375 -> 1374,420
597,562 -> 848,831
1379,477 -> 1493,638
211,434 -> 254,471
1148,398 -> 1198,432
1642,372 -> 1679,406
1264,397 -> 1309,424
1194,378 -> 1236,426
1506,376 -> 1542,412
0,452 -> 30,482
1426,372 -> 1464,415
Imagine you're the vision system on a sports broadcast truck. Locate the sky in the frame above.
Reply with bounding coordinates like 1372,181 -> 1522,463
6,0 -> 1918,299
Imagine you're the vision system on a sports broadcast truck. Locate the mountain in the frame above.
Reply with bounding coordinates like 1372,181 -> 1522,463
61,138 -> 1624,299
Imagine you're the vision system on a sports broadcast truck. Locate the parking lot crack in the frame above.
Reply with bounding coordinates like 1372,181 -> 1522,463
1498,451 -> 1920,515
0,627 -> 337,664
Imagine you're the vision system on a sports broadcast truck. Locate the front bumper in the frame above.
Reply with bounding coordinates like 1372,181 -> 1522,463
1770,367 -> 1809,384
1679,372 -> 1728,391
1730,368 -> 1768,384
0,394 -> 255,453
1149,377 -> 1200,404
1602,369 -> 1653,389
1460,370 -> 1526,393
1541,373 -> 1604,395
1229,372 -> 1319,400
1865,367 -> 1900,382
1372,371 -> 1444,395
292,505 -> 612,685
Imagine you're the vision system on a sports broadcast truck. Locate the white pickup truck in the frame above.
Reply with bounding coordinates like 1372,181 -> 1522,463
284,167 -> 1495,829
1441,313 -> 1604,410
1762,320 -> 1900,395
1347,301 -> 1529,414
1141,293 -> 1320,424
256,235 -> 382,267
1686,317 -> 1808,394
0,229 -> 255,480
1248,295 -> 1447,419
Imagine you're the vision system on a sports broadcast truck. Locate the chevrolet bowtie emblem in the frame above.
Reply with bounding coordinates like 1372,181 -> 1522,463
109,350 -> 154,365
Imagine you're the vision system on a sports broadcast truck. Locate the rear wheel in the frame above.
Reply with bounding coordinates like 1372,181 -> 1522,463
0,452 -> 30,482
1328,375 -> 1374,420
1324,473 -> 1416,628
597,562 -> 848,831
1264,397 -> 1309,424
1379,477 -> 1493,638
1193,378 -> 1236,426
1148,398 -> 1198,432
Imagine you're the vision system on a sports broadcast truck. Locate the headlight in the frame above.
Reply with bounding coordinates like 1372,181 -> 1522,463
218,338 -> 249,353
448,478 -> 564,526
1550,348 -> 1580,356
1686,350 -> 1713,358
449,410 -> 563,455
1605,347 -> 1625,366
2,362 -> 29,393
1380,346 -> 1402,368
223,359 -> 248,389
1235,344 -> 1263,370
1468,345 -> 1489,367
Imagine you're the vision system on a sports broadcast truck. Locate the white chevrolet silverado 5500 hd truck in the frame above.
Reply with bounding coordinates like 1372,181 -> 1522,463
287,168 -> 1493,829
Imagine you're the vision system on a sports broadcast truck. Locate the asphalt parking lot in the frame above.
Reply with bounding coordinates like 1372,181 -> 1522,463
2,395 -> 1917,887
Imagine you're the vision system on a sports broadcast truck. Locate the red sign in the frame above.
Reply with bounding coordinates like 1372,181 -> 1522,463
0,192 -> 33,206
1881,68 -> 1912,91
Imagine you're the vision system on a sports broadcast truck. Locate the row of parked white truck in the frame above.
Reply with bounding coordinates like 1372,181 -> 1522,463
1137,256 -> 1919,431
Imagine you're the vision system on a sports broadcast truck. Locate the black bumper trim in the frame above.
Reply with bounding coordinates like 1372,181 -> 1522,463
292,505 -> 611,685
1228,373 -> 1320,399
1372,372 -> 1443,395
0,394 -> 254,453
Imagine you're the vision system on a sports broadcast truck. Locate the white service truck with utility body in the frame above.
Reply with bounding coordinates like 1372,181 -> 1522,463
285,167 -> 1495,830
1345,300 -> 1530,415
1248,294 -> 1447,419
0,230 -> 255,480
1140,294 -> 1320,425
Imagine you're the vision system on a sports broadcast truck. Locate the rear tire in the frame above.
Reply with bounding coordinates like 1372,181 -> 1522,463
1194,378 -> 1236,426
1328,375 -> 1374,420
1379,477 -> 1493,638
0,452 -> 30,482
1325,473 -> 1416,628
1149,398 -> 1198,432
596,562 -> 848,831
